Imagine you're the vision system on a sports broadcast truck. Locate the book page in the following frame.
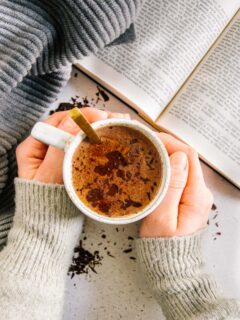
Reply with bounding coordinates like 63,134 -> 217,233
158,12 -> 240,187
77,0 -> 239,121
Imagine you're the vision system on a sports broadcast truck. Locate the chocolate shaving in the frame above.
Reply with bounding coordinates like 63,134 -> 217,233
107,251 -> 115,258
211,203 -> 217,211
97,86 -> 109,102
123,248 -> 133,253
121,198 -> 142,209
68,241 -> 102,277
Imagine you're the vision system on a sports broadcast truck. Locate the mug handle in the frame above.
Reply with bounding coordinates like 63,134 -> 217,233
31,122 -> 74,151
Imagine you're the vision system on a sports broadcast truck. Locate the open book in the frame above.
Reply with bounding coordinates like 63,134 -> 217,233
75,0 -> 240,188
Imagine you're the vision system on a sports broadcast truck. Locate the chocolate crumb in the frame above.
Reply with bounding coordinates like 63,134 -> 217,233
68,240 -> 102,277
107,251 -> 115,258
98,202 -> 111,213
107,184 -> 119,196
211,203 -> 217,211
216,232 -> 221,236
123,248 -> 132,253
97,86 -> 109,102
83,97 -> 89,104
74,73 -> 78,78
130,257 -> 136,260
102,234 -> 106,239
128,236 -> 134,240
213,214 -> 218,220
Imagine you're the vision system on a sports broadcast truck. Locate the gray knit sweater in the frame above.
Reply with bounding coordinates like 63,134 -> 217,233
0,0 -> 143,240
0,179 -> 239,319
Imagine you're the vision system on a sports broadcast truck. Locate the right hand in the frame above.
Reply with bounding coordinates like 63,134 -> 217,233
140,133 -> 213,238
16,108 -> 130,184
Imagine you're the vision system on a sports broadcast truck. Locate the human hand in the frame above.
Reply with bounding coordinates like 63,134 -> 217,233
139,133 -> 213,237
16,108 -> 130,184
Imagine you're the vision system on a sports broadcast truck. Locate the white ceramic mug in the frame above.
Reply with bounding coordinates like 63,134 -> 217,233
31,118 -> 170,224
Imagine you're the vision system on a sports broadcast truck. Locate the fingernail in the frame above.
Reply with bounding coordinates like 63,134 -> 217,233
170,152 -> 188,170
124,114 -> 131,119
61,117 -> 78,130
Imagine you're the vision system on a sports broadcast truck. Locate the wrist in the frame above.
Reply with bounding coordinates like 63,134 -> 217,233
136,230 -> 204,277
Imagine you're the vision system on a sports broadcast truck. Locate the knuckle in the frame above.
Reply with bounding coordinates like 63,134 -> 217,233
187,147 -> 198,158
206,188 -> 214,205
170,176 -> 186,189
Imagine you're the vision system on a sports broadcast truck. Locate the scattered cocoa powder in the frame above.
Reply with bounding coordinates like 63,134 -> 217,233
49,85 -> 110,115
68,228 -> 137,279
68,240 -> 103,278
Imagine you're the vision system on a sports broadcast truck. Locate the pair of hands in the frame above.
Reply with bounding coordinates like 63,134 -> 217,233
16,108 -> 213,237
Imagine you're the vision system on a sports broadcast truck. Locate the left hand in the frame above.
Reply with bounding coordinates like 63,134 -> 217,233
16,108 -> 130,184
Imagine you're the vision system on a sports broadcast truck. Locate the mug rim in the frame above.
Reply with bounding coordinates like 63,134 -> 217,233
63,118 -> 170,224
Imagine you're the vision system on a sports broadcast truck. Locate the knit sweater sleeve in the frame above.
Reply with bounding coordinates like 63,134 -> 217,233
0,179 -> 84,320
0,0 -> 143,208
136,233 -> 240,320
0,0 -> 143,96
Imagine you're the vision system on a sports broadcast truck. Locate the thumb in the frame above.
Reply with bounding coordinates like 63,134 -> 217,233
139,151 -> 189,237
159,152 -> 188,213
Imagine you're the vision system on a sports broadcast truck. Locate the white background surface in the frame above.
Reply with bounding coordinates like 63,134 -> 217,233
49,68 -> 240,320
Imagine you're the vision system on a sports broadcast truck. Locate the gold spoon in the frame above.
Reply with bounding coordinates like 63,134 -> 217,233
69,107 -> 101,144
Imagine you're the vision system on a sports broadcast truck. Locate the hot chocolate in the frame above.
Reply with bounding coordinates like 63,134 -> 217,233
72,125 -> 162,217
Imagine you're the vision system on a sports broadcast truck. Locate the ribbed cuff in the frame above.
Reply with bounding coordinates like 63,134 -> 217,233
136,231 -> 203,278
136,231 -> 223,319
0,179 -> 84,283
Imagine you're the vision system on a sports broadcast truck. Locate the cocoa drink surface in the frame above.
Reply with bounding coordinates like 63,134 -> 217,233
72,126 -> 162,217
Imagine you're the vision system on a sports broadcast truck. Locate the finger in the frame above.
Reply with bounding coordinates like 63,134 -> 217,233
107,112 -> 131,119
36,115 -> 81,183
142,152 -> 188,231
58,115 -> 80,135
27,108 -> 108,150
19,111 -> 71,155
153,152 -> 188,224
16,136 -> 48,163
47,108 -> 109,124
165,152 -> 188,206
45,111 -> 70,125
157,132 -> 189,154
157,132 -> 205,187
79,107 -> 108,123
